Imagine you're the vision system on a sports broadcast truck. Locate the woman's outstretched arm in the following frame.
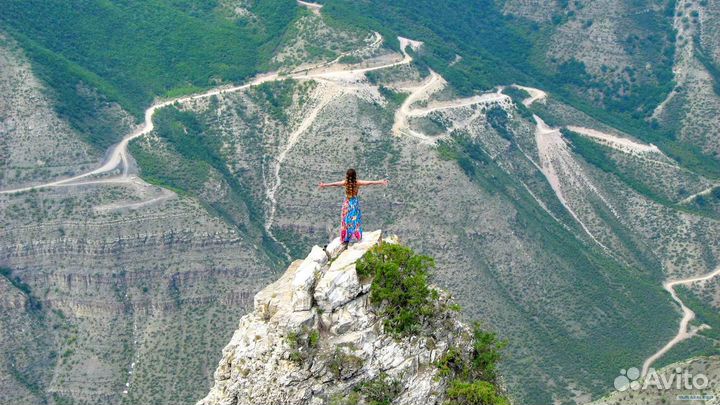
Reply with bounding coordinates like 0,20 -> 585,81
357,179 -> 389,186
318,180 -> 345,188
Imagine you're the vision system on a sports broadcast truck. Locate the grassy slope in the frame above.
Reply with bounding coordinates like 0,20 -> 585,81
439,134 -> 676,402
0,0 -> 298,149
0,1 -> 715,403
128,105 -> 288,267
321,0 -> 720,178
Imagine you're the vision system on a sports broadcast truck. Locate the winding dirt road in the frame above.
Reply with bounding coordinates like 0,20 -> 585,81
514,84 -> 547,107
0,34 -> 402,196
0,33 -> 431,256
2,20 -> 718,384
0,71 -> 281,195
296,0 -> 322,15
391,67 -> 511,144
641,266 -> 720,376
565,126 -> 662,156
520,87 -> 720,376
679,184 -> 719,205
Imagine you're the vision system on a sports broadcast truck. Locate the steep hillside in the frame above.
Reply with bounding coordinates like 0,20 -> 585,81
0,15 -> 286,405
0,0 -> 300,149
322,0 -> 720,177
653,0 -> 720,157
0,34 -> 103,188
124,37 -> 720,403
1,2 -> 720,405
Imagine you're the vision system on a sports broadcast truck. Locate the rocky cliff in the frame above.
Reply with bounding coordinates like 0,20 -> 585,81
197,230 -> 496,405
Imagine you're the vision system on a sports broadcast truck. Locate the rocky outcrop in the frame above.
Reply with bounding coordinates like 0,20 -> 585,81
197,230 -> 476,405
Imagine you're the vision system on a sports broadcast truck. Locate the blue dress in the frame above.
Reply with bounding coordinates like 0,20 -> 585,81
341,196 -> 363,243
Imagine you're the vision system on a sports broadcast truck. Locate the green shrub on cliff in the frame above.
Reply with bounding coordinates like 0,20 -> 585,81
356,245 -> 509,404
356,243 -> 437,336
438,323 -> 508,405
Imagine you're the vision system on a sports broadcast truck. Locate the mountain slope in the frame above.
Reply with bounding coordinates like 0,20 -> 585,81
1,2 -> 720,405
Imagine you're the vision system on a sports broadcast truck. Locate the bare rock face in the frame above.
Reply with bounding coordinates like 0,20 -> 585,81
197,230 -> 473,405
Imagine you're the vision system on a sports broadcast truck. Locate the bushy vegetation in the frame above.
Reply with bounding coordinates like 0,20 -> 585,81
485,106 -> 513,142
359,373 -> 403,405
437,324 -> 506,383
287,327 -> 321,365
434,324 -> 508,404
356,243 -> 437,336
500,87 -> 529,104
250,80 -> 299,124
129,109 -> 220,193
0,0 -> 299,148
129,106 -> 286,265
675,286 -> 720,341
437,131 -> 679,401
446,380 -> 509,405
327,348 -> 364,379
378,85 -> 409,107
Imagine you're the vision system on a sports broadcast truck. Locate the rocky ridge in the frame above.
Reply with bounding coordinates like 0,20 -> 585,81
197,230 -> 479,405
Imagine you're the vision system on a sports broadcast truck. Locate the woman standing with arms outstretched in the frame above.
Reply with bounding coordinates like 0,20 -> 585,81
319,168 -> 388,244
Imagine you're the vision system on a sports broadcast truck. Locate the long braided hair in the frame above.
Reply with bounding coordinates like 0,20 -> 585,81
345,168 -> 358,198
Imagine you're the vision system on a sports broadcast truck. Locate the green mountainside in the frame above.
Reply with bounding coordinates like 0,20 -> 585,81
1,1 -> 720,405
0,0 -> 298,148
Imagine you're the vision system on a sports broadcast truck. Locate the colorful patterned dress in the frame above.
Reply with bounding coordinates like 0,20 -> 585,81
341,195 -> 363,243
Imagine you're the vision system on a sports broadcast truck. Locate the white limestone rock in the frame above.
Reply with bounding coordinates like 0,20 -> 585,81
291,245 -> 328,311
197,230 -> 483,405
254,260 -> 301,320
313,230 -> 383,312
324,237 -> 345,259
313,262 -> 361,312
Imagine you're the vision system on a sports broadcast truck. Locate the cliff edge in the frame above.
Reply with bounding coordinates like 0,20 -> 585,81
197,230 -> 507,405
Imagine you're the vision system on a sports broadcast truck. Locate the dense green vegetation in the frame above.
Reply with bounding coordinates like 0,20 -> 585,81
250,80 -> 299,124
378,85 -> 409,107
321,0 -> 720,177
359,373 -> 403,405
438,324 -> 509,405
485,106 -> 513,142
286,327 -> 321,365
129,109 -> 219,193
323,0 -> 536,92
356,243 -> 437,336
322,0 -> 675,113
500,87 -> 529,104
0,0 -> 299,149
437,132 -> 677,401
676,286 -> 720,341
356,244 -> 508,404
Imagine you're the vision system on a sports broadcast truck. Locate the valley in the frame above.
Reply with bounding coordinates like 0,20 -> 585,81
1,1 -> 720,405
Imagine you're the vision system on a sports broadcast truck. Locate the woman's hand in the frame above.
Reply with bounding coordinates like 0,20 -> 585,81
382,179 -> 389,186
318,182 -> 325,189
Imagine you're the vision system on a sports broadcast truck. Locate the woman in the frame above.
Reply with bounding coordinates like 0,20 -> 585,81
319,168 -> 388,244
